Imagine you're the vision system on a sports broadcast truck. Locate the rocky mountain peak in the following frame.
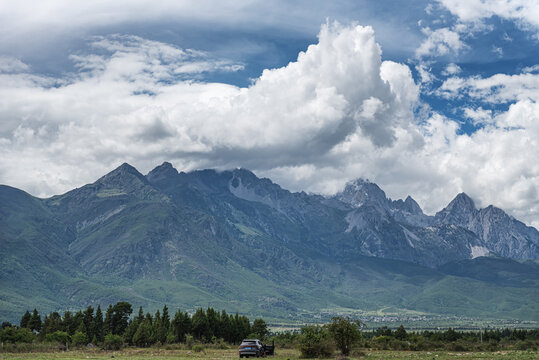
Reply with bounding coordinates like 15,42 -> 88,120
146,161 -> 179,184
228,168 -> 289,207
450,193 -> 476,210
98,162 -> 147,186
335,178 -> 389,209
405,196 -> 423,213
392,195 -> 424,215
230,168 -> 260,185
435,192 -> 477,226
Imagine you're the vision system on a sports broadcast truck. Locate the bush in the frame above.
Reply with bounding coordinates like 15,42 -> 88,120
192,344 -> 205,352
0,342 -> 59,353
45,331 -> 69,345
212,338 -> 229,349
103,334 -> 123,350
515,340 -> 537,351
71,331 -> 88,347
446,340 -> 470,352
0,327 -> 35,344
185,334 -> 194,349
271,332 -> 300,349
486,339 -> 499,351
372,335 -> 390,350
165,331 -> 175,344
388,339 -> 409,350
298,325 -> 334,358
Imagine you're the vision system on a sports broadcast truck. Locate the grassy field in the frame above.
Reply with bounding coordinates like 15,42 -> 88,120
1,348 -> 538,360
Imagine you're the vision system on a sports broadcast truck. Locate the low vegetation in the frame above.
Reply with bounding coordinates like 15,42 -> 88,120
1,304 -> 538,359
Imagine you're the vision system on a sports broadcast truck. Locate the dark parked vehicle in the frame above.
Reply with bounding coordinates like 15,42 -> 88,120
238,339 -> 264,358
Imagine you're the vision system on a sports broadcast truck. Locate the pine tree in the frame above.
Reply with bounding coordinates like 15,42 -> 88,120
145,312 -> 153,325
20,310 -> 31,328
110,301 -> 132,335
28,308 -> 42,332
206,307 -> 218,340
83,306 -> 94,340
103,305 -> 113,335
123,320 -> 139,345
43,312 -> 62,336
133,318 -> 152,347
160,306 -> 170,343
161,305 -> 170,333
152,310 -> 164,344
72,310 -> 84,335
230,314 -> 240,344
63,311 -> 73,334
172,309 -> 190,343
40,315 -> 49,339
93,305 -> 104,342
137,306 -> 144,323
219,310 -> 231,342
241,315 -> 251,340
191,308 -> 209,341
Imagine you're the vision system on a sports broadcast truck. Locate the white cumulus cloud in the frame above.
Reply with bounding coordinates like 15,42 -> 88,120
437,0 -> 539,37
416,27 -> 467,58
438,72 -> 539,103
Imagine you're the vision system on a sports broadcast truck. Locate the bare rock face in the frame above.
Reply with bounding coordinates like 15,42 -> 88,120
435,193 -> 478,226
435,194 -> 539,260
335,178 -> 390,209
335,181 -> 539,265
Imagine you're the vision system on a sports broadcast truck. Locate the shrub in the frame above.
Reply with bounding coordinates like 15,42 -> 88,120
185,334 -> 194,349
372,335 -> 390,350
515,340 -> 537,351
71,331 -> 88,347
486,339 -> 499,351
388,339 -> 409,350
271,332 -> 300,349
298,325 -> 334,358
45,331 -> 69,345
0,327 -> 35,344
192,344 -> 205,352
165,331 -> 175,344
213,337 -> 229,349
446,340 -> 469,352
103,334 -> 123,350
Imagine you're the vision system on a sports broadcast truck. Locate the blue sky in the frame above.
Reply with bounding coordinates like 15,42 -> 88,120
0,0 -> 538,227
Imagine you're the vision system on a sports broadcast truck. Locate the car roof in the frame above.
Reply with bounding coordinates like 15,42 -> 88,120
242,339 -> 260,342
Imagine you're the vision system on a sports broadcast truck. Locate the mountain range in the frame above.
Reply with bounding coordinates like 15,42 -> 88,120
1,162 -> 538,323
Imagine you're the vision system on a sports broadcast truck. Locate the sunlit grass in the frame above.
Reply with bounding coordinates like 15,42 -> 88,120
1,348 -> 538,360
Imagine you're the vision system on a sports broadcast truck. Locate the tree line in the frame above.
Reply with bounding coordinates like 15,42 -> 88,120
274,323 -> 539,357
3,307 -> 538,355
1,302 -> 269,348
